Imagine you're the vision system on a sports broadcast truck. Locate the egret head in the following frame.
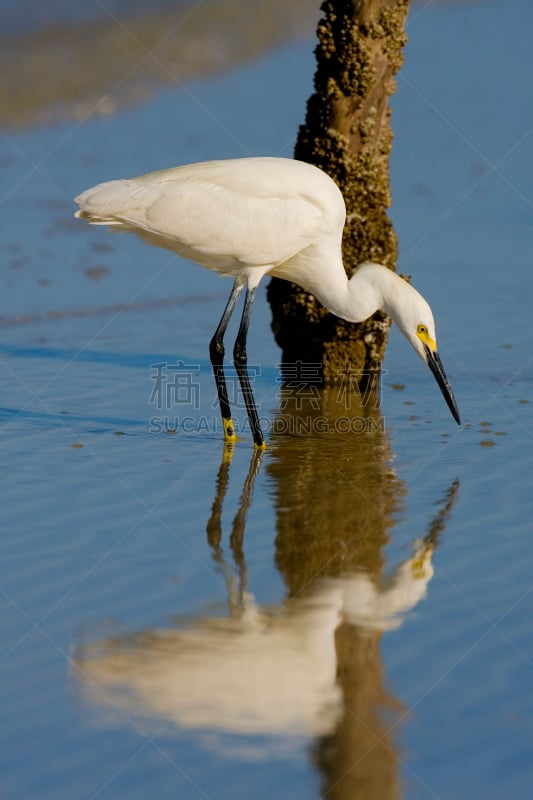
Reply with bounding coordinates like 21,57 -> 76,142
387,279 -> 461,425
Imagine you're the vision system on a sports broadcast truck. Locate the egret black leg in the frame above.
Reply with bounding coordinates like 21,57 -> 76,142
233,287 -> 266,449
210,280 -> 243,443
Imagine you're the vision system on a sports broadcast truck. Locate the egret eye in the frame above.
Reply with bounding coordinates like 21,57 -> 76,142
417,324 -> 428,335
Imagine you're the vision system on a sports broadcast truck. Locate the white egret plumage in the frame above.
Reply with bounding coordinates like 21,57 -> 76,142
74,156 -> 460,447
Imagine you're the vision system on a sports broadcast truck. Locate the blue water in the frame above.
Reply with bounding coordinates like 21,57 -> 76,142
1,1 -> 533,799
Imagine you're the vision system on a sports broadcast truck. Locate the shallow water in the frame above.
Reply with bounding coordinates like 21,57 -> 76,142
1,1 -> 533,798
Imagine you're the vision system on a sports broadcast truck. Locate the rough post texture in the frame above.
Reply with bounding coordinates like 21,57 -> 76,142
267,0 -> 411,385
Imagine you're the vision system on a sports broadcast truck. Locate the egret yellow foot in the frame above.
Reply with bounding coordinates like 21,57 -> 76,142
223,418 -> 238,443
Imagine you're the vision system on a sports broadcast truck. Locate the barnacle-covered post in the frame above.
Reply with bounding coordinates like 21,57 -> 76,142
267,0 -> 411,387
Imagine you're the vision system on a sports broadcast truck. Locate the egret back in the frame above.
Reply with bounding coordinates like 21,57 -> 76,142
75,157 -> 346,281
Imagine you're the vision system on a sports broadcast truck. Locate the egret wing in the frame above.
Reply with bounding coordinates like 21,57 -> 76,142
75,159 -> 343,271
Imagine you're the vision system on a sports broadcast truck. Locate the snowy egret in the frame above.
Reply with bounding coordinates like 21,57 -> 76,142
74,156 -> 460,446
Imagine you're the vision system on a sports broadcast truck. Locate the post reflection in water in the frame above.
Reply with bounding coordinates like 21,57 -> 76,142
72,392 -> 459,797
269,391 -> 458,799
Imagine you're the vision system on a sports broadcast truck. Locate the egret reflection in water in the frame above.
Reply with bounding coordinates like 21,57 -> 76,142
72,395 -> 459,787
73,504 -> 454,735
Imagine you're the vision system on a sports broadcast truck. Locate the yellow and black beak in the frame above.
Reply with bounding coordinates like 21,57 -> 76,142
424,345 -> 461,425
